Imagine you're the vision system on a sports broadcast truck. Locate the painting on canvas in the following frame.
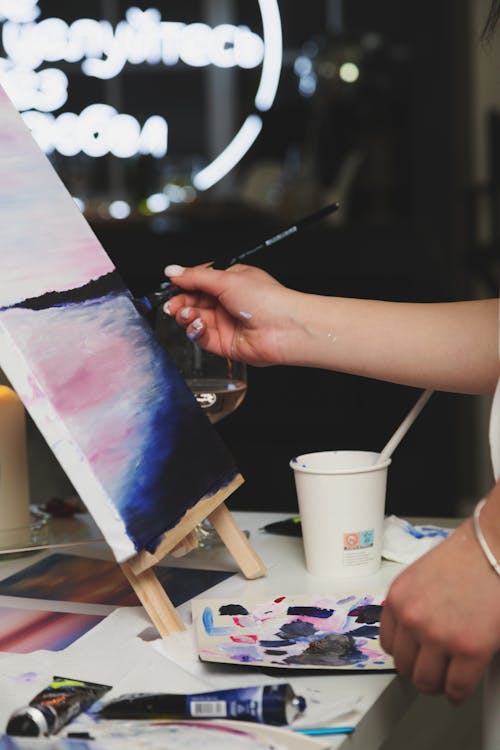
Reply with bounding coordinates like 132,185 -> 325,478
0,84 -> 240,563
193,594 -> 393,670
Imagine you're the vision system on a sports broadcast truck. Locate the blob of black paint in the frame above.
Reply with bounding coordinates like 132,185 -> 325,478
348,604 -> 383,624
347,625 -> 380,639
264,650 -> 288,655
284,633 -> 366,667
218,604 -> 249,616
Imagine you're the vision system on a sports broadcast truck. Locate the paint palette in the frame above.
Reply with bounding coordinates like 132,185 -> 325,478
193,594 -> 394,670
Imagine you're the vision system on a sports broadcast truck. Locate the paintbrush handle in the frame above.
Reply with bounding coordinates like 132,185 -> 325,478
137,202 -> 341,312
213,201 -> 340,269
377,389 -> 434,464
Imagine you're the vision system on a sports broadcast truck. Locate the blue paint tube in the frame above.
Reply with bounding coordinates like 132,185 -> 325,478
6,676 -> 111,737
99,684 -> 306,726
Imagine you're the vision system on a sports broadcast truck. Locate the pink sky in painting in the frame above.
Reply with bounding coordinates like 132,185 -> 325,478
2,298 -> 156,498
0,89 -> 114,306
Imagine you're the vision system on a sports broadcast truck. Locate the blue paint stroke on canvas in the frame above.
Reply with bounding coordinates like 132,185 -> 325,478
0,292 -> 236,554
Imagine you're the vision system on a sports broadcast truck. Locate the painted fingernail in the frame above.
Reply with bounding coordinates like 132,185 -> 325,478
180,306 -> 191,320
187,317 -> 204,340
165,264 -> 185,277
163,301 -> 172,315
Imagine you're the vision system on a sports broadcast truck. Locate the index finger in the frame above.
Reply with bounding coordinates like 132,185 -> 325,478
164,263 -> 232,299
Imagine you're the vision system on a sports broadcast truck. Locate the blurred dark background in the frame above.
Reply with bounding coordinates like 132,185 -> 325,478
3,0 -> 498,518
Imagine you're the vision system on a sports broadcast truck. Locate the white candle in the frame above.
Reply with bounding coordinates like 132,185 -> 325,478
0,385 -> 30,541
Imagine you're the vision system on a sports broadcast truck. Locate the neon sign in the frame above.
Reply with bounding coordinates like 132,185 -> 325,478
0,1 -> 283,190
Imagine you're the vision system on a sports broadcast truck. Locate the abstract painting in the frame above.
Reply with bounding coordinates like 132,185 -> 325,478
0,84 -> 239,563
0,606 -> 104,653
0,553 -> 234,607
193,594 -> 393,670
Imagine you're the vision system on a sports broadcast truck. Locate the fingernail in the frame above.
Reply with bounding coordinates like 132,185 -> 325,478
165,264 -> 185,277
163,301 -> 172,315
180,306 -> 191,320
187,317 -> 204,341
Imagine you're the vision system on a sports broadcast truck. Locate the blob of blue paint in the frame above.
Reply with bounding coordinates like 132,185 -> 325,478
287,606 -> 334,618
278,620 -> 316,639
202,606 -> 234,636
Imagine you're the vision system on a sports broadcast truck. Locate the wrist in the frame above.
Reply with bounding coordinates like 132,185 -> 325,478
284,292 -> 340,369
268,290 -> 314,367
473,500 -> 500,576
473,484 -> 500,574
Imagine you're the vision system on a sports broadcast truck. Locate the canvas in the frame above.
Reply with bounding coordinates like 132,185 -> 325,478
193,594 -> 393,670
0,84 -> 239,563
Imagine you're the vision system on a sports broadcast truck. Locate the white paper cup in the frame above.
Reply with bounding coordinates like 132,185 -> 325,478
290,450 -> 391,578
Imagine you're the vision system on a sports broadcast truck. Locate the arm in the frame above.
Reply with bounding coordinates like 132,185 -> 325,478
381,477 -> 500,703
164,264 -> 499,395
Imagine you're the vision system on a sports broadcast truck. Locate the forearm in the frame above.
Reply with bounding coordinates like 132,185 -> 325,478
284,295 -> 499,394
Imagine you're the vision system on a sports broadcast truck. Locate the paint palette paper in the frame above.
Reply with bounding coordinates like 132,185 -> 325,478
193,594 -> 393,670
0,84 -> 240,563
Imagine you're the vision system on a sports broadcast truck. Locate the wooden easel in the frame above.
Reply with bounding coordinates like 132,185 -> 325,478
119,474 -> 266,636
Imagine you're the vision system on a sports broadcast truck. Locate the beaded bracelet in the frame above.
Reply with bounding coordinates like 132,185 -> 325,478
473,498 -> 500,576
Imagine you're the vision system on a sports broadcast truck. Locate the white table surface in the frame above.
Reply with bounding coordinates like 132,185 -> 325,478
0,510 -> 423,749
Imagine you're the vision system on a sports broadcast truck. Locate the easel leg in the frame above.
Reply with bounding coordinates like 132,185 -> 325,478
120,561 -> 185,637
208,503 -> 266,580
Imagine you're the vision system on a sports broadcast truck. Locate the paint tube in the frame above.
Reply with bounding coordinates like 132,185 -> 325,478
99,683 -> 306,726
6,676 -> 111,736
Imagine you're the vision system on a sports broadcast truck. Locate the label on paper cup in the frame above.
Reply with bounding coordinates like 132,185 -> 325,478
343,529 -> 375,566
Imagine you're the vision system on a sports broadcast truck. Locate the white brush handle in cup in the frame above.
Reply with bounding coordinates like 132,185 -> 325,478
376,388 -> 434,464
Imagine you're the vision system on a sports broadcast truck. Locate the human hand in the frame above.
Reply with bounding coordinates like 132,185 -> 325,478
163,263 -> 302,367
380,487 -> 500,703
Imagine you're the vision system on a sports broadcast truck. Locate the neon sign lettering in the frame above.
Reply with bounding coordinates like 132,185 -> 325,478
0,1 -> 282,188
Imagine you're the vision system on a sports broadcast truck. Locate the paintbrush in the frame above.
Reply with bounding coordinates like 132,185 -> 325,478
376,388 -> 434,464
134,201 -> 340,315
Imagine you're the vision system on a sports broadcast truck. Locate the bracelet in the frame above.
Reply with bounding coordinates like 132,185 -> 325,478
473,498 -> 500,577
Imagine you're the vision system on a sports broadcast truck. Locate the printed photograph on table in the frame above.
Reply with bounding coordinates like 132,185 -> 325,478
0,83 -> 240,564
0,605 -> 104,653
0,553 -> 234,607
193,594 -> 393,670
